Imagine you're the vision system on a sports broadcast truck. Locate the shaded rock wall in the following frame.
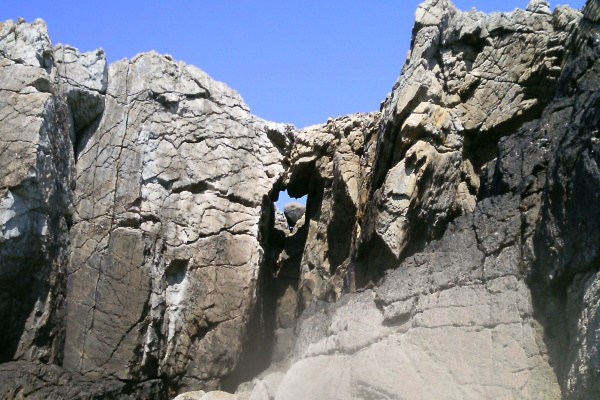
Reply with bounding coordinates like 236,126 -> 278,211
357,0 -> 581,285
0,18 -> 73,365
285,113 -> 381,302
265,113 -> 381,364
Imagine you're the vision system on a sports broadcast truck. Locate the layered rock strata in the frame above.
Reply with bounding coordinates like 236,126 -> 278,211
1,0 -> 599,399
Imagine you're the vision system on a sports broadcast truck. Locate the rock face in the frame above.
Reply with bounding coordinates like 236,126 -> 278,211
0,16 -> 292,398
211,1 -> 600,399
263,113 -> 381,365
62,51 -> 291,392
0,361 -> 163,399
358,0 -> 580,285
53,44 -> 107,141
286,113 -> 381,303
1,0 -> 600,399
0,18 -> 73,365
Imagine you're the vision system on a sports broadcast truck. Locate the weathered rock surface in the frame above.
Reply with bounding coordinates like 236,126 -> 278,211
261,112 -> 381,365
62,50 -> 292,393
199,0 -> 600,399
0,16 -> 293,398
286,112 -> 381,303
2,0 -> 600,399
0,19 -> 52,68
357,0 -> 581,284
0,18 -> 73,365
0,360 -> 164,399
54,44 -> 107,141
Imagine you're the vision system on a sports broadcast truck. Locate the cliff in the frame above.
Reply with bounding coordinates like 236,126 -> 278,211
0,0 -> 599,399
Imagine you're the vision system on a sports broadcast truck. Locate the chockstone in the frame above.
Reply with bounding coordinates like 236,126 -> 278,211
283,202 -> 305,227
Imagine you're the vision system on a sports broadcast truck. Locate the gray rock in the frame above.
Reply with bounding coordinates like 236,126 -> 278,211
62,50 -> 292,391
282,202 -> 305,227
0,20 -> 74,365
173,391 -> 207,400
356,0 -> 578,285
0,19 -> 52,67
285,112 -> 381,307
527,0 -> 551,14
3,0 -> 600,399
228,1 -> 600,399
0,361 -> 163,399
54,45 -> 107,140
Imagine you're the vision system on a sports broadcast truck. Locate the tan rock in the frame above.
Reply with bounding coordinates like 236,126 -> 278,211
63,51 -> 292,389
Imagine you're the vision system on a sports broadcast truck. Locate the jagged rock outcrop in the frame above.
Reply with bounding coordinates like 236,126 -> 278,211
286,112 -> 381,302
200,0 -> 600,399
357,0 -> 581,284
1,0 -> 599,399
53,44 -> 107,141
262,113 -> 380,364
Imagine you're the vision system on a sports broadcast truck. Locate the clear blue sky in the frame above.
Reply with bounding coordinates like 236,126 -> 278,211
2,0 -> 586,209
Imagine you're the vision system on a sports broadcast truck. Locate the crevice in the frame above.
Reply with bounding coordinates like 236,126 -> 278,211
165,260 -> 188,286
219,194 -> 281,392
221,178 -> 311,391
225,192 -> 257,209
171,180 -> 209,194
73,113 -> 102,161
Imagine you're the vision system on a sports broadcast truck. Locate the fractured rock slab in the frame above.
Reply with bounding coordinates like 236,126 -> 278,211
63,50 -> 292,392
0,19 -> 74,364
